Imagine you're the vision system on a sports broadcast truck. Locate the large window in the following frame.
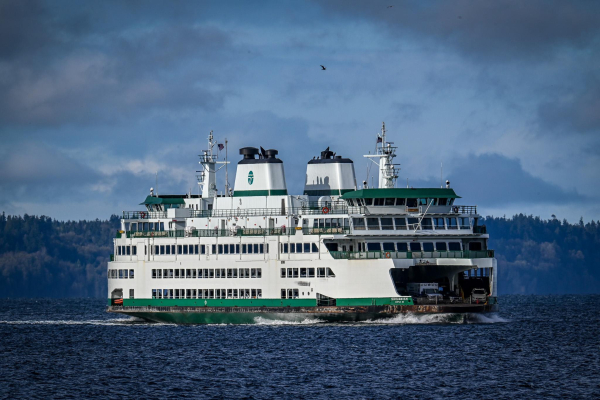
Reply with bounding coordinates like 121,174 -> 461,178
352,218 -> 365,230
382,242 -> 395,251
367,242 -> 381,251
394,218 -> 407,230
406,198 -> 417,207
384,198 -> 395,206
397,243 -> 408,252
366,218 -> 380,230
433,217 -> 445,229
396,198 -> 406,206
438,198 -> 448,206
447,217 -> 458,229
421,218 -> 433,230
422,242 -> 434,251
448,242 -> 461,251
409,242 -> 421,252
380,218 -> 394,230
407,218 -> 419,230
436,242 -> 447,251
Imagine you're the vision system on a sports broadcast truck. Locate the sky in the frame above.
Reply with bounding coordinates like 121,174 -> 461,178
1,0 -> 599,222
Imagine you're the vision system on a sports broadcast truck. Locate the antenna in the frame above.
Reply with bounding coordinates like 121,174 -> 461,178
155,172 -> 158,196
440,162 -> 443,188
225,138 -> 229,196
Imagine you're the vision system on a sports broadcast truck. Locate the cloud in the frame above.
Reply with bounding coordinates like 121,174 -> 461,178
415,153 -> 585,207
0,143 -> 99,186
317,0 -> 600,63
0,2 -> 237,126
537,77 -> 600,134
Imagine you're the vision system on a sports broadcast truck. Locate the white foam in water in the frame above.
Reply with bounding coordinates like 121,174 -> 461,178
361,312 -> 509,325
253,316 -> 325,325
0,317 -> 169,326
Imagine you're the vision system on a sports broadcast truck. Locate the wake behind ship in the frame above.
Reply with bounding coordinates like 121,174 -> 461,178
107,124 -> 498,324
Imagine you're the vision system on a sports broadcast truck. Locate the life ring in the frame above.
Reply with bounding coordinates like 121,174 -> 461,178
150,232 -> 154,237
140,211 -> 147,219
322,207 -> 330,214
453,206 -> 458,213
385,252 -> 391,258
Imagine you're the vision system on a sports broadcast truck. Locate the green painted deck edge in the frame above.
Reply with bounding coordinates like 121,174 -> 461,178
341,188 -> 460,199
336,297 -> 414,306
233,189 -> 288,197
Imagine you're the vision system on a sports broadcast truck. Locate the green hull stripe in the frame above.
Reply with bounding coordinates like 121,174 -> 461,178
233,190 -> 288,197
115,297 -> 413,307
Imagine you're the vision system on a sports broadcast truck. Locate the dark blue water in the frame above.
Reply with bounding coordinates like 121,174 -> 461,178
1,295 -> 599,399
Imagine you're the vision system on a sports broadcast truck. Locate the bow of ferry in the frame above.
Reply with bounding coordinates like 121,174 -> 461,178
107,125 -> 498,324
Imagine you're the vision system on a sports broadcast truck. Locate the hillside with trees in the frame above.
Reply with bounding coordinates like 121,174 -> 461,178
0,213 -> 598,297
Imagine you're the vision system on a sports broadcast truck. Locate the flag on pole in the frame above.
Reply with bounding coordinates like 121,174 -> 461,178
376,136 -> 383,143
218,143 -> 224,151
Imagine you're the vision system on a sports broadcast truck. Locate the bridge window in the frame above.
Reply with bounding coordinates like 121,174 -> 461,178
396,198 -> 406,206
406,198 -> 417,207
433,217 -> 445,229
422,242 -> 434,251
469,242 -> 482,251
448,242 -> 462,251
459,217 -> 471,229
407,218 -> 419,230
394,218 -> 407,230
409,242 -> 421,252
422,218 -> 433,230
312,243 -> 318,252
447,217 -> 458,229
374,198 -> 384,206
352,218 -> 366,230
364,198 -> 373,206
397,243 -> 408,251
385,198 -> 395,206
383,242 -> 395,251
367,242 -> 381,251
438,198 -> 448,206
366,218 -> 380,230
380,218 -> 394,230
436,242 -> 447,251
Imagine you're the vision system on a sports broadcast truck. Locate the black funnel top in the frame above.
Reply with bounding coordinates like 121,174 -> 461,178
265,149 -> 279,159
239,147 -> 259,159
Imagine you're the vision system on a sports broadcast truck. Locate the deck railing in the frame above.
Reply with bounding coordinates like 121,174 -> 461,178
119,226 -> 351,239
329,250 -> 494,260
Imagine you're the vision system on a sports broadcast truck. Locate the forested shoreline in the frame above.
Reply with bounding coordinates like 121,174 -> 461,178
0,213 -> 598,297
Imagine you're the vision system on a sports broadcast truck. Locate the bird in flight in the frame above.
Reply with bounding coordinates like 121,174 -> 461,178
320,65 -> 326,70
387,5 -> 393,8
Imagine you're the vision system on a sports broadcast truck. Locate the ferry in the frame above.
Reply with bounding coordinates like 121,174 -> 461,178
107,124 -> 498,323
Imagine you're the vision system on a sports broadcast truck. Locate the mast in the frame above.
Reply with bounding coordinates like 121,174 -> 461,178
363,122 -> 400,188
197,131 -> 229,198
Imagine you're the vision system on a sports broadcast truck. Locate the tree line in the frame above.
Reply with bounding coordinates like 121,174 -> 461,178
0,212 -> 598,297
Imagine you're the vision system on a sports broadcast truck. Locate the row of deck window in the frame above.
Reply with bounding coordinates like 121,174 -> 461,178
362,241 -> 482,252
152,268 -> 262,279
281,289 -> 300,299
352,217 -> 471,231
152,288 -> 262,299
109,269 -> 135,279
153,244 -> 204,255
126,222 -> 164,232
346,198 -> 455,207
280,242 -> 319,253
280,267 -> 335,278
117,246 -> 137,256
214,243 -> 268,254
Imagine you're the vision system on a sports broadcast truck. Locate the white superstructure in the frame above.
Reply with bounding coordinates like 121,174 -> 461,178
108,126 -> 497,313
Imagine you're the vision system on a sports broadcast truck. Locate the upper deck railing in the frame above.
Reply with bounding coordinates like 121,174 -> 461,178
121,204 -> 478,220
116,227 -> 351,239
329,250 -> 494,260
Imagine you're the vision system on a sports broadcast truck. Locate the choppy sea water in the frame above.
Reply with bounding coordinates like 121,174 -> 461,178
0,295 -> 599,399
